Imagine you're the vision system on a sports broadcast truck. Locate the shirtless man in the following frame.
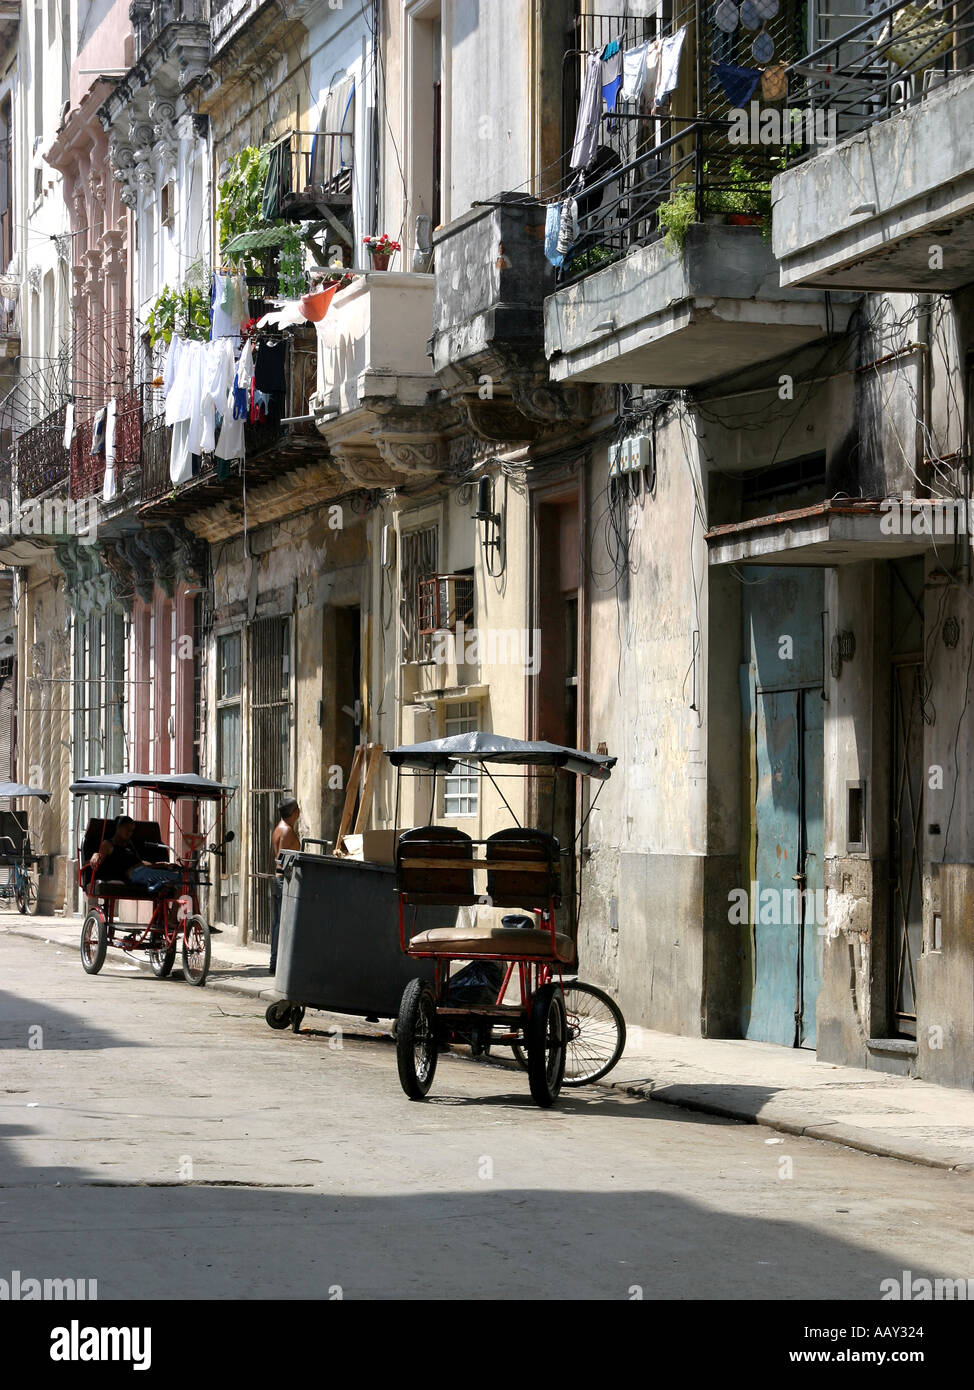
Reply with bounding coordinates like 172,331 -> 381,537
269,799 -> 300,975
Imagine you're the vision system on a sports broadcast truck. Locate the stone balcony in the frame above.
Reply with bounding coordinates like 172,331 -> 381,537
312,271 -> 449,488
774,72 -> 974,292
429,194 -> 586,443
544,225 -> 854,388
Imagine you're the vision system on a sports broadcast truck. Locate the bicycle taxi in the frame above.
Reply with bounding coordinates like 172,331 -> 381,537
387,733 -> 618,1108
71,772 -> 235,986
0,782 -> 50,914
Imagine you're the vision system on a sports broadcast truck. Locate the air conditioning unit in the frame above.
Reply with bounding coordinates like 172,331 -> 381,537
418,574 -> 475,634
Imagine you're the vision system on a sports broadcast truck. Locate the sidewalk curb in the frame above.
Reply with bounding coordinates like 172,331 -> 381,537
606,1077 -> 974,1172
7,921 -> 973,1173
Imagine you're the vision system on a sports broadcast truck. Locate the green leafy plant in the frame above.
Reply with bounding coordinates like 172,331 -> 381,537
567,243 -> 618,274
278,225 -> 307,299
657,185 -> 697,253
216,145 -> 271,256
145,284 -> 210,349
657,160 -> 773,253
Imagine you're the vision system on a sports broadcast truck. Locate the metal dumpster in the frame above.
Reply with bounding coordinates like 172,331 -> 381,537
268,849 -> 446,1026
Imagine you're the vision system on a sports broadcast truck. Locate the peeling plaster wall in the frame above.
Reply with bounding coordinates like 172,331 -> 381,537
581,418 -> 715,1034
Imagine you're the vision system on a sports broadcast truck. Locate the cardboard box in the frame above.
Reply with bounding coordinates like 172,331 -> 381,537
341,830 -> 398,865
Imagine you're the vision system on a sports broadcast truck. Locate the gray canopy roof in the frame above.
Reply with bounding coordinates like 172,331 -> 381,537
69,773 -> 234,800
0,782 -> 51,801
386,733 -> 615,779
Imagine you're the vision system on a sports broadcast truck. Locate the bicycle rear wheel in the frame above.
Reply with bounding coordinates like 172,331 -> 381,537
561,981 -> 626,1086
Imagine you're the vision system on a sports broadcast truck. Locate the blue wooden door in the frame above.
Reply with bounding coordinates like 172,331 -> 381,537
746,687 -> 824,1047
799,692 -> 824,1049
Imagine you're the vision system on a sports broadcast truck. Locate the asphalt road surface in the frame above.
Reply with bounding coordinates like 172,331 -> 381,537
2,932 -> 972,1300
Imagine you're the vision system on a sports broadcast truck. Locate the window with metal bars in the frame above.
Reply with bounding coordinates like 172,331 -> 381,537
215,631 -> 242,926
249,616 -> 292,946
400,525 -> 438,663
418,573 -> 474,635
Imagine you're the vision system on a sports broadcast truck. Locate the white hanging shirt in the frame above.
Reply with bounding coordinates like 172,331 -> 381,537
103,399 -> 118,502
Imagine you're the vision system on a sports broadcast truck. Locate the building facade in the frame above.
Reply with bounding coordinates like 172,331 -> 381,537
3,0 -> 974,1090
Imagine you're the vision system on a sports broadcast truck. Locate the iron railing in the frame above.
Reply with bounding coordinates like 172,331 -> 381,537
69,386 -> 149,500
263,130 -> 354,223
555,4 -> 801,283
785,0 -> 974,153
14,404 -> 69,501
140,399 -> 174,502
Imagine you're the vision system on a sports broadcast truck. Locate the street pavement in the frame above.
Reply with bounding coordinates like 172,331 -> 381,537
2,922 -> 973,1300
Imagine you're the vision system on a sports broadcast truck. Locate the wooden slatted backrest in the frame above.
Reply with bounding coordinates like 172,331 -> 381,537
485,828 -> 561,908
396,826 -> 477,905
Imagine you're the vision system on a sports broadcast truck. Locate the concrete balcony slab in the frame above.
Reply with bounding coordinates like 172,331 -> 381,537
544,225 -> 851,388
773,73 -> 974,291
313,270 -> 437,418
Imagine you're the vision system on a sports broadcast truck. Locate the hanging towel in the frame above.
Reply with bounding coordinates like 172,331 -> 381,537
62,401 -> 74,450
556,198 -> 578,259
571,52 -> 603,171
90,407 -> 106,457
621,42 -> 650,103
102,400 -> 117,502
713,62 -> 763,107
656,26 -> 687,105
544,203 -> 564,268
601,46 -> 624,112
261,139 -> 292,222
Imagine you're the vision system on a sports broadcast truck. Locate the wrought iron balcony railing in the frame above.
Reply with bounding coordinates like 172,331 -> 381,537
14,404 -> 69,501
69,386 -> 152,501
785,0 -> 974,155
263,130 -> 353,223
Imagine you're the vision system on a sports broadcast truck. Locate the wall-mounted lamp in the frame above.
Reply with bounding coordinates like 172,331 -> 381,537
830,629 -> 856,679
474,475 -> 503,576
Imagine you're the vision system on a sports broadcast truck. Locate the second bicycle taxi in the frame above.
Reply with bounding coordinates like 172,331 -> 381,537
387,733 -> 620,1108
71,772 -> 235,986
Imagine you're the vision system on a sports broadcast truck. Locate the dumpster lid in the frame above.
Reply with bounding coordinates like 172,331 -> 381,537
386,733 -> 615,779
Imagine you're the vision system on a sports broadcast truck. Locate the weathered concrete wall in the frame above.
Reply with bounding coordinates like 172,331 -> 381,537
581,416 -> 719,1033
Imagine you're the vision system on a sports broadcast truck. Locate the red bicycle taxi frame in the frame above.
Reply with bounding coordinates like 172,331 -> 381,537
386,733 -> 616,958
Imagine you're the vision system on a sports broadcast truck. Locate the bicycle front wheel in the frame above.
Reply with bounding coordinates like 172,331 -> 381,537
561,981 -> 626,1086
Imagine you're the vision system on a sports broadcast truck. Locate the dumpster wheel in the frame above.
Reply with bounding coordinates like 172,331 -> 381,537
266,1000 -> 292,1030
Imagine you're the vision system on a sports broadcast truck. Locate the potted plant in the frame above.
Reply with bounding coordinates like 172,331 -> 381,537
656,185 -> 698,253
363,234 -> 401,271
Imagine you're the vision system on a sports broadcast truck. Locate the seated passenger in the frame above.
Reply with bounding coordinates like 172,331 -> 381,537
89,815 -> 183,894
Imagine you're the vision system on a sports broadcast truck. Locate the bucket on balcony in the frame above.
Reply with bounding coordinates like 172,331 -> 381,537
298,282 -> 338,322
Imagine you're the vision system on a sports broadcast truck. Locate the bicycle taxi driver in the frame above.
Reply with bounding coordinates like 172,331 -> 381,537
88,815 -> 185,896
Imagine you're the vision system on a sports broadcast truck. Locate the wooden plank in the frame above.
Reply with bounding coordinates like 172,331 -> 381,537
352,743 -> 384,834
334,744 -> 365,853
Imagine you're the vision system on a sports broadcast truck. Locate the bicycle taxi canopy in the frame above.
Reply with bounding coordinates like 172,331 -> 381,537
387,733 -> 616,778
69,773 -> 233,799
0,782 -> 51,801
